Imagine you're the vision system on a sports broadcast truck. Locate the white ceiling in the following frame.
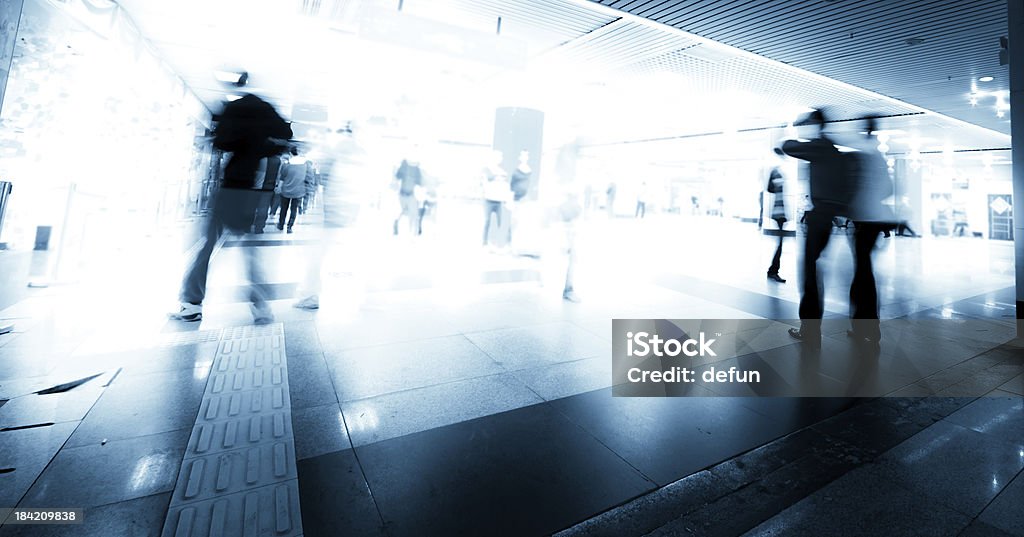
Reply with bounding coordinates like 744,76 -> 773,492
105,0 -> 1010,154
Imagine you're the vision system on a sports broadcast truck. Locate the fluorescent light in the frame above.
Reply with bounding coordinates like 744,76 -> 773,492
979,76 -> 994,82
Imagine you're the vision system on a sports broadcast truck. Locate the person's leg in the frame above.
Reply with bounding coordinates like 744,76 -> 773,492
278,197 -> 288,230
768,227 -> 784,282
850,222 -> 882,341
287,197 -> 298,230
179,194 -> 228,309
795,211 -> 833,342
483,201 -> 500,245
563,224 -> 579,301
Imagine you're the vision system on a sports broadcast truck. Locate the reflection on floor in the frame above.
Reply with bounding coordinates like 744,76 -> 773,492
0,214 -> 1021,536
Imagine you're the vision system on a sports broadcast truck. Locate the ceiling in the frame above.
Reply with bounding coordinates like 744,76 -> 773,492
591,0 -> 1011,134
62,0 -> 1013,154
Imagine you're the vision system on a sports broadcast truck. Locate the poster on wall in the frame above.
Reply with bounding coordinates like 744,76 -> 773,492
0,0 -> 24,117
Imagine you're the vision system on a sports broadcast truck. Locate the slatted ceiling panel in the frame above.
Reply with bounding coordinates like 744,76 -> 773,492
591,0 -> 1010,134
539,19 -> 696,72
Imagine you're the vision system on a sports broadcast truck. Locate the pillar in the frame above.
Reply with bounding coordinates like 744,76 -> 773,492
1009,0 -> 1024,327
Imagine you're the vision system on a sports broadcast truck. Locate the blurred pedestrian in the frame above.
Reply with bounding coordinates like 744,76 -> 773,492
170,72 -> 291,324
780,109 -> 851,347
766,149 -> 788,283
393,157 -> 423,236
845,117 -> 896,346
294,123 -> 367,310
276,148 -> 310,234
636,182 -> 649,218
253,154 -> 281,234
482,150 -> 510,247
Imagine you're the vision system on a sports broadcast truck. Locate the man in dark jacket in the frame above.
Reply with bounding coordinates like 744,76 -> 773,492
780,109 -> 851,347
171,72 -> 292,324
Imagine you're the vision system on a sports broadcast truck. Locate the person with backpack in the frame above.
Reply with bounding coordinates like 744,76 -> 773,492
844,116 -> 896,347
170,71 -> 292,324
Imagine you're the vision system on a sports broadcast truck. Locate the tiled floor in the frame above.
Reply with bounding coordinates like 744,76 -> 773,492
0,215 -> 1021,536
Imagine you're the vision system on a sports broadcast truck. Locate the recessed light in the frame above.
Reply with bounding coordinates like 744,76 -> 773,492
904,37 -> 925,46
979,76 -> 994,82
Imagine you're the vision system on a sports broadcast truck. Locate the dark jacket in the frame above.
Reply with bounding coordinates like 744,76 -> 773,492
213,94 -> 292,189
781,136 -> 851,215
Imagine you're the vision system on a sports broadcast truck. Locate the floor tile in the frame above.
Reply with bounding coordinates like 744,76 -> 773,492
292,403 -> 352,460
549,389 -> 794,485
342,373 -> 543,447
874,421 -> 1024,517
742,466 -> 970,537
317,311 -> 460,351
0,422 -> 78,507
356,403 -> 655,537
957,520 -> 1020,537
0,386 -> 105,429
979,471 -> 1024,536
464,322 -> 610,371
997,374 -> 1024,396
283,321 -> 322,357
325,336 -> 503,401
0,492 -> 171,537
65,369 -> 207,448
511,356 -> 611,401
297,449 -> 386,537
19,428 -> 190,509
944,396 -> 1024,447
286,353 -> 337,410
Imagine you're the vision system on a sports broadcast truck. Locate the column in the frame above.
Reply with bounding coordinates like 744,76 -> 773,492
1009,0 -> 1024,326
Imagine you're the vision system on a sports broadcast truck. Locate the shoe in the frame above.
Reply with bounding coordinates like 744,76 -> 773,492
562,290 -> 581,303
287,227 -> 293,234
255,229 -> 265,234
250,304 -> 274,325
293,296 -> 320,310
169,303 -> 202,322
767,273 -> 786,283
788,328 -> 821,348
276,224 -> 284,231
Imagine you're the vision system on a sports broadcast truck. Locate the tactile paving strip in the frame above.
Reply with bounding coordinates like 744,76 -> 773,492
162,324 -> 303,537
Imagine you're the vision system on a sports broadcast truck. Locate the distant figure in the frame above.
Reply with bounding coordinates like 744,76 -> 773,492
606,183 -> 617,218
170,71 -> 292,324
253,154 -> 281,234
780,109 -> 850,347
393,158 -> 423,236
636,182 -> 649,218
844,116 -> 896,346
766,151 -> 788,283
276,148 -> 310,234
482,150 -> 510,247
294,123 -> 367,310
508,150 -> 532,244
550,139 -> 584,302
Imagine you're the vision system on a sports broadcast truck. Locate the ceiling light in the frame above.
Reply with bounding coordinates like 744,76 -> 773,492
214,70 -> 242,83
979,76 -> 994,82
